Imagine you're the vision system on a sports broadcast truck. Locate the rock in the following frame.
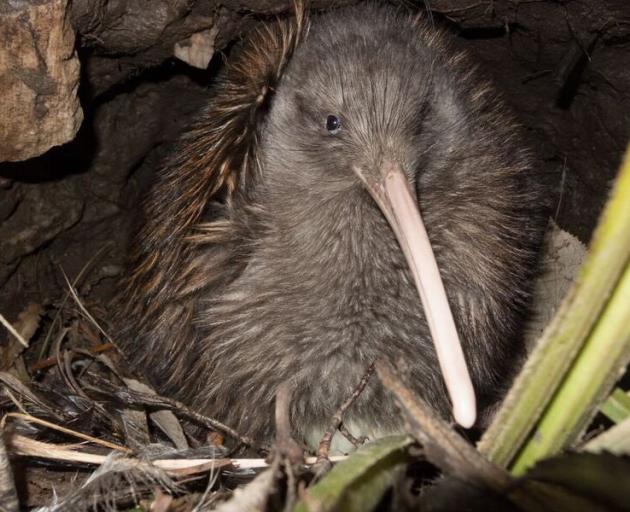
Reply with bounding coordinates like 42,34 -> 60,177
174,26 -> 219,70
0,0 -> 83,162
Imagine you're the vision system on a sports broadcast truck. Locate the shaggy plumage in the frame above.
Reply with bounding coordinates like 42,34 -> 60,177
117,4 -> 547,446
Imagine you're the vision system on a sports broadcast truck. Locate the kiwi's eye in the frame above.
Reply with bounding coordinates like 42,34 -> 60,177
326,115 -> 341,134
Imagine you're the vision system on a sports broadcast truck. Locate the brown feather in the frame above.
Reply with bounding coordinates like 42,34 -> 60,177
116,5 -> 308,388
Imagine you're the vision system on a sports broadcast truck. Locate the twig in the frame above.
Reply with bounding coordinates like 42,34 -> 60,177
432,1 -> 489,15
8,434 -> 231,476
52,344 -> 114,426
2,388 -> 28,415
0,433 -> 18,512
60,269 -> 115,345
30,342 -> 115,372
376,364 -> 560,512
0,313 -> 28,348
316,362 -> 375,465
338,423 -> 368,448
376,360 -> 510,489
86,377 -> 261,450
554,156 -> 567,221
39,244 -> 112,359
7,434 -> 346,473
1,412 -> 132,454
0,371 -> 58,415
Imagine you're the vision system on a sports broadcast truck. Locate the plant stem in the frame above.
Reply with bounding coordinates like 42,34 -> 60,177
478,145 -> 630,467
512,261 -> 630,474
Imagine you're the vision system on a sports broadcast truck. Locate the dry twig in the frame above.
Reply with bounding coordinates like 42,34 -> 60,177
30,342 -> 115,372
339,423 -> 368,448
376,360 -> 510,488
316,362 -> 375,466
0,433 -> 18,512
85,376 -> 261,450
0,312 -> 28,348
1,412 -> 131,454
7,434 -> 345,473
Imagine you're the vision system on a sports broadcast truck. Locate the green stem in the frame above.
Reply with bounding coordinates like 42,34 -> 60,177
512,261 -> 630,474
478,145 -> 630,467
600,388 -> 630,424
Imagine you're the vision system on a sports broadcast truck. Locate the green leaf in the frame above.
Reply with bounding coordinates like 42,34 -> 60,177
414,452 -> 630,512
516,452 -> 630,511
293,435 -> 413,512
600,388 -> 630,424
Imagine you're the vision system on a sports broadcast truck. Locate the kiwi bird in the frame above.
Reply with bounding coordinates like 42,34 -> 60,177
117,4 -> 546,448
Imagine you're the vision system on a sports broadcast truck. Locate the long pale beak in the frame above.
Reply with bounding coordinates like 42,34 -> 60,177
354,161 -> 476,428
